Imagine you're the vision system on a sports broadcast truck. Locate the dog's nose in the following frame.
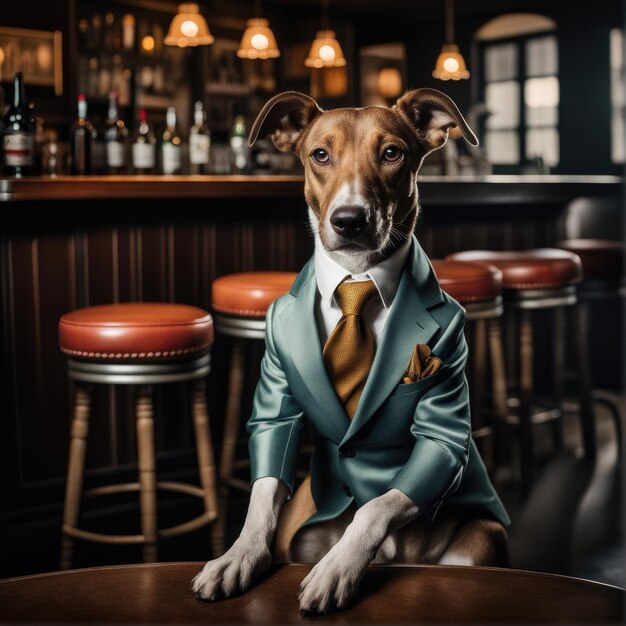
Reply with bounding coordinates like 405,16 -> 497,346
330,207 -> 369,239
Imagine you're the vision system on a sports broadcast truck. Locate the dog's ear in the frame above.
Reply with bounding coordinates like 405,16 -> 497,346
249,91 -> 323,152
394,88 -> 478,154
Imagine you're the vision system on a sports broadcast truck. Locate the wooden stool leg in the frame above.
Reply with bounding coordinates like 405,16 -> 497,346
519,309 -> 534,496
214,338 -> 248,556
136,386 -> 158,563
487,317 -> 508,469
191,379 -> 220,558
60,384 -> 92,570
571,302 -> 597,459
551,307 -> 566,449
471,319 -> 493,471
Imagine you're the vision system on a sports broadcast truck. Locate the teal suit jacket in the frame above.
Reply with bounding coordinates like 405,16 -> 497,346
247,235 -> 510,528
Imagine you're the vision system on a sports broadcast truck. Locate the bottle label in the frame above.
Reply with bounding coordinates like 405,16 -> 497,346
107,141 -> 126,168
162,143 -> 181,174
190,134 -> 210,165
132,143 -> 155,169
3,133 -> 34,167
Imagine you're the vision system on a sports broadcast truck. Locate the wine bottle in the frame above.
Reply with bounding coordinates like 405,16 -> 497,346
161,106 -> 181,174
131,108 -> 156,174
70,95 -> 94,175
2,73 -> 34,178
230,107 -> 249,174
189,101 -> 211,174
105,92 -> 128,174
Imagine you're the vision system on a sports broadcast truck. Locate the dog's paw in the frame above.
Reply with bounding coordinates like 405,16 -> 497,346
191,542 -> 272,602
298,550 -> 367,614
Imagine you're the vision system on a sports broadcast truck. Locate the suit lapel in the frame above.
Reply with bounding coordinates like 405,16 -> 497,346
280,262 -> 350,443
343,236 -> 443,443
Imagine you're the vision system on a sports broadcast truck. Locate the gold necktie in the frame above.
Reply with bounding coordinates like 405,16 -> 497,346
323,280 -> 378,418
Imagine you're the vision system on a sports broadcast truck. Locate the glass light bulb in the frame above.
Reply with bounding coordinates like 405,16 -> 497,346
142,35 -> 155,51
443,56 -> 460,73
180,19 -> 199,37
251,33 -> 269,50
319,44 -> 336,62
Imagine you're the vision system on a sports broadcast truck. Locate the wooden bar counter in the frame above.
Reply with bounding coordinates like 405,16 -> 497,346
0,174 -> 622,578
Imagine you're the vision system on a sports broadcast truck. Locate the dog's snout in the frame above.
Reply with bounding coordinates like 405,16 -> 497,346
330,207 -> 369,239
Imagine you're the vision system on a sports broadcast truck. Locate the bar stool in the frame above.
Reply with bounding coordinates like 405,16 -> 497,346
211,272 -> 298,555
446,249 -> 590,494
58,303 -> 219,569
555,239 -> 624,449
431,260 -> 507,472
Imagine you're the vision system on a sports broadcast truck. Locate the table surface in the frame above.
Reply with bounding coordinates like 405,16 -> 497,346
0,563 -> 624,624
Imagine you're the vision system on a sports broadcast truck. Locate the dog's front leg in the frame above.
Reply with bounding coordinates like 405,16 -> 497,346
298,488 -> 419,614
192,477 -> 289,601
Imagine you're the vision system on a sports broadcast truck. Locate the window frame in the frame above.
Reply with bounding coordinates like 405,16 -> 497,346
478,30 -> 560,174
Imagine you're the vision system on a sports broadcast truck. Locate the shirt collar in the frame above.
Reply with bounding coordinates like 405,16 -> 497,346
314,235 -> 412,309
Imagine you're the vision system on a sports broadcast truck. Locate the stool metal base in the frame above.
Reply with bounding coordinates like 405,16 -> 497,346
505,285 -> 577,309
214,313 -> 266,339
67,353 -> 210,384
465,296 -> 503,321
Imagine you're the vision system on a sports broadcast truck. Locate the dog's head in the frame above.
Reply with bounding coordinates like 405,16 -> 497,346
250,89 -> 477,272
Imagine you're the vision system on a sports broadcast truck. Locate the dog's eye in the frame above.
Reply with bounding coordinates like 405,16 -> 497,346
312,149 -> 330,164
382,146 -> 403,163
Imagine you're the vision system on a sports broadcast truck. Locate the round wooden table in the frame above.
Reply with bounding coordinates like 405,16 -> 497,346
0,563 -> 623,624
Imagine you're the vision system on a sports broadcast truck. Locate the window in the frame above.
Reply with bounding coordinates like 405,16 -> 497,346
480,33 -> 560,170
610,28 -> 624,163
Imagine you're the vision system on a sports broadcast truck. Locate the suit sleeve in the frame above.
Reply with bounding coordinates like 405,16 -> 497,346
387,306 -> 471,520
246,300 -> 304,494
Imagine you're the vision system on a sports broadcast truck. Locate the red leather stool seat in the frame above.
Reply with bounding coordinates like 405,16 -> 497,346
431,260 -> 502,303
445,249 -> 583,290
555,239 -> 624,280
59,303 -> 213,360
211,272 -> 298,318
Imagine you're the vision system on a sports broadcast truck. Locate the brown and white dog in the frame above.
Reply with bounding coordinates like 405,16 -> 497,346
192,89 -> 508,614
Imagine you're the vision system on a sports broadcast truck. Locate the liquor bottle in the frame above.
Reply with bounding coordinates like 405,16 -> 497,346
230,106 -> 250,173
105,92 -> 128,174
189,101 -> 211,174
2,73 -> 34,178
122,14 -> 135,50
70,95 -> 94,175
131,108 -> 157,174
161,106 -> 181,174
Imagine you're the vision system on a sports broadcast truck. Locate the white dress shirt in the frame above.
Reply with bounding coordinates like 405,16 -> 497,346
314,236 -> 412,346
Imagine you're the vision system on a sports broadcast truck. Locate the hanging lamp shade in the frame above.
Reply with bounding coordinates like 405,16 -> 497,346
432,44 -> 470,80
237,18 -> 280,59
305,30 -> 346,68
165,3 -> 214,47
432,0 -> 469,81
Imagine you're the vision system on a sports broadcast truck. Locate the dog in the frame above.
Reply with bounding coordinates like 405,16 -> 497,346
192,88 -> 510,614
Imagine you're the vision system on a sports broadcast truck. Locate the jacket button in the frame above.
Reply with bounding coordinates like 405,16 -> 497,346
339,449 -> 355,458
344,486 -> 353,497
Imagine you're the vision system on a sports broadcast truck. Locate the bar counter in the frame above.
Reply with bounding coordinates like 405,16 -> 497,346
0,174 -> 621,203
0,173 -> 623,577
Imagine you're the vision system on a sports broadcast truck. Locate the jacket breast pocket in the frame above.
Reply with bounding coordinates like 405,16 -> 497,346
388,368 -> 444,397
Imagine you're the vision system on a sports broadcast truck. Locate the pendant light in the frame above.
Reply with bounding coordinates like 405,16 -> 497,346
305,0 -> 346,69
432,0 -> 469,81
237,0 -> 280,59
165,3 -> 214,47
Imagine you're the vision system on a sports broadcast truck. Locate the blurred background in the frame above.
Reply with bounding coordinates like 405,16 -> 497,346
0,0 -> 624,592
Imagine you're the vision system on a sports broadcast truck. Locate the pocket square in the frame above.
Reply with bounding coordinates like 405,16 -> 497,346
402,344 -> 443,384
